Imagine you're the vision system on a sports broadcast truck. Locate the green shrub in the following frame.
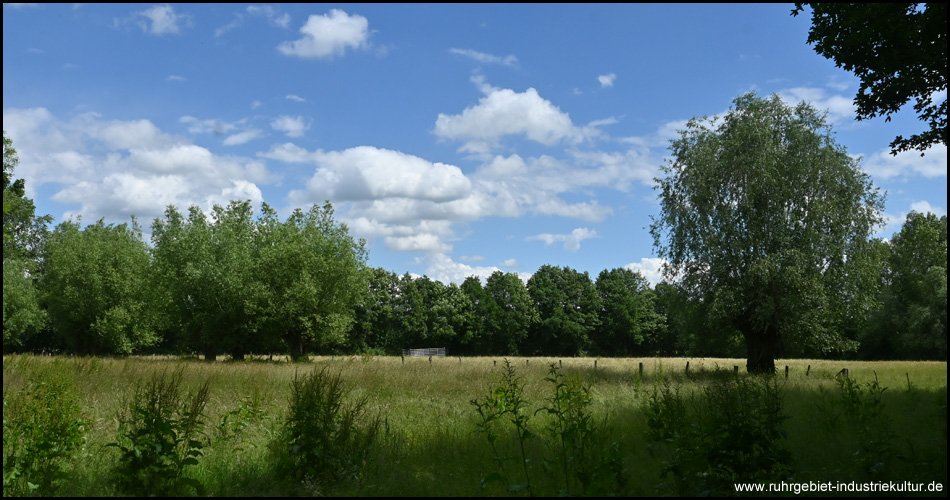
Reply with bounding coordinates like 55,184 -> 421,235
824,373 -> 894,479
646,374 -> 793,496
471,358 -> 535,495
2,377 -> 86,497
108,368 -> 210,496
275,366 -> 381,489
472,360 -> 627,496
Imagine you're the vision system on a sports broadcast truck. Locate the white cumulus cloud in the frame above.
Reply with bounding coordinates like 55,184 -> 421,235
278,9 -> 370,59
270,115 -> 309,138
136,4 -> 192,35
624,257 -> 667,286
2,107 -> 275,224
292,146 -> 472,203
434,76 -> 596,154
598,73 -> 616,88
861,144 -> 947,179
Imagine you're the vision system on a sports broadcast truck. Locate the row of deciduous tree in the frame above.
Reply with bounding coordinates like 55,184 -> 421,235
4,182 -> 369,361
347,265 -> 666,358
4,95 -> 946,363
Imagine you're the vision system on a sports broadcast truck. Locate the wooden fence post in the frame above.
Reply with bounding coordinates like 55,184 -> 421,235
734,365 -> 739,375
806,364 -> 811,377
429,355 -> 432,365
401,355 -> 405,365
785,365 -> 789,379
639,362 -> 644,379
685,361 -> 690,375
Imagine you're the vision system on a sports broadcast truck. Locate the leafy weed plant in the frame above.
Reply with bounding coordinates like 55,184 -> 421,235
472,360 -> 628,496
471,358 -> 536,495
646,374 -> 793,496
2,376 -> 86,497
108,368 -> 210,496
275,366 -> 381,490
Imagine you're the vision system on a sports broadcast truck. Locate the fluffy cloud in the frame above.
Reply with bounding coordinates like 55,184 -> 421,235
777,87 -> 856,126
598,73 -> 616,88
861,144 -> 947,179
624,258 -> 667,286
434,76 -> 597,154
2,107 -> 275,224
623,257 -> 666,286
270,115 -> 309,138
909,200 -> 947,216
294,146 -> 472,203
420,253 -> 504,285
136,4 -> 192,35
269,145 -> 473,253
527,228 -> 598,252
278,9 -> 369,59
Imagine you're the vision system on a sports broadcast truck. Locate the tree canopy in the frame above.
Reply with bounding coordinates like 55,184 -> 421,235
151,200 -> 368,361
792,3 -> 947,155
878,212 -> 947,359
39,218 -> 158,355
650,92 -> 885,373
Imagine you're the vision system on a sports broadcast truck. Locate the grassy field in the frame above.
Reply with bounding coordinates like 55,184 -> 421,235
3,354 -> 947,497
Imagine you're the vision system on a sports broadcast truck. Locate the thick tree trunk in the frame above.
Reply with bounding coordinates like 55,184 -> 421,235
744,330 -> 778,374
286,333 -> 305,362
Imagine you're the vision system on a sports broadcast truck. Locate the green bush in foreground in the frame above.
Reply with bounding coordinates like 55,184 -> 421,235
274,366 -> 382,491
108,368 -> 210,496
2,376 -> 86,497
471,359 -> 627,496
647,374 -> 793,496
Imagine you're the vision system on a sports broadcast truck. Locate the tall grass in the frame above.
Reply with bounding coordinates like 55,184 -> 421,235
2,354 -> 946,496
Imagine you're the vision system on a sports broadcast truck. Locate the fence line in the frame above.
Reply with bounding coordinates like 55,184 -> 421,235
402,347 -> 447,358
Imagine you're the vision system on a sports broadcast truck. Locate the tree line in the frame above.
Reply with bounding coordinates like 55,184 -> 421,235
4,94 -> 946,366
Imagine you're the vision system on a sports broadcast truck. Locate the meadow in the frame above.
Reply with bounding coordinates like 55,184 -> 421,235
3,354 -> 947,497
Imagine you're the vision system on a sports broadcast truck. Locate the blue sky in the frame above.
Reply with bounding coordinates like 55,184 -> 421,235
3,3 -> 946,285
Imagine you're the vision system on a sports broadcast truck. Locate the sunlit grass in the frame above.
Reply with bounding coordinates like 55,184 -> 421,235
3,354 -> 946,496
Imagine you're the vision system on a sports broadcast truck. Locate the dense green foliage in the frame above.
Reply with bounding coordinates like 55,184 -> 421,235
792,3 -> 947,155
108,369 -> 210,496
651,93 -> 887,372
3,258 -> 47,352
2,104 -> 945,362
862,212 -> 948,360
274,366 -> 381,488
2,375 -> 86,496
40,219 -> 158,355
3,132 -> 52,353
647,375 -> 792,495
151,201 -> 369,361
